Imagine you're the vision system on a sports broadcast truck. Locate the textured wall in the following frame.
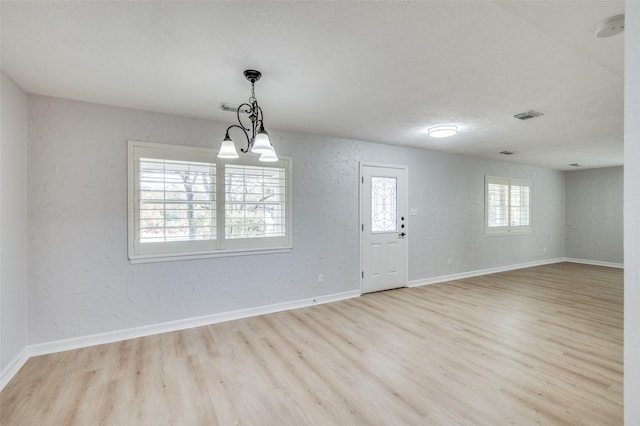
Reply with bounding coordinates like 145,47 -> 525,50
1,71 -> 28,373
353,142 -> 566,278
565,166 -> 623,263
27,95 -> 565,344
625,1 -> 640,422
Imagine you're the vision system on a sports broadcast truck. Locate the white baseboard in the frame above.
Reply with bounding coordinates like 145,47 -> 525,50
564,257 -> 624,269
408,258 -> 565,287
0,348 -> 29,391
408,257 -> 622,289
28,289 -> 361,357
4,257 -> 621,391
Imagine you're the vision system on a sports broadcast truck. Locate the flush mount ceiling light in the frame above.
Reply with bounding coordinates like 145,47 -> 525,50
427,125 -> 457,138
595,14 -> 625,38
218,69 -> 278,162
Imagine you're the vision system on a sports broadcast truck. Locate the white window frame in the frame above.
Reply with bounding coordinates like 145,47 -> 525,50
485,175 -> 531,236
128,140 -> 292,263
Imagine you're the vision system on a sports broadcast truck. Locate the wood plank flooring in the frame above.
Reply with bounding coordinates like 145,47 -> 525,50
0,262 -> 623,425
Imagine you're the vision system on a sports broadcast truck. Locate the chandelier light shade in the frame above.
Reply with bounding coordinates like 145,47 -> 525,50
259,148 -> 279,162
428,125 -> 458,138
250,126 -> 273,154
218,70 -> 278,161
218,135 -> 240,158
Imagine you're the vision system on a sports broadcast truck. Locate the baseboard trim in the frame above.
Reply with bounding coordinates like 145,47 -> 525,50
6,257 -> 621,391
0,348 -> 29,391
28,289 -> 361,357
408,258 -> 565,287
564,257 -> 624,269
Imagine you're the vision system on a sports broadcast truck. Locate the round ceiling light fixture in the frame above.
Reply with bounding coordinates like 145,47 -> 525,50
595,14 -> 624,38
428,125 -> 457,138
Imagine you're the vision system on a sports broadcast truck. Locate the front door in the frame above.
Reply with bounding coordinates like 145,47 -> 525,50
361,164 -> 408,294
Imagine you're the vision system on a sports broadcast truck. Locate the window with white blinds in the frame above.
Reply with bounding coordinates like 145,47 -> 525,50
128,141 -> 291,262
138,158 -> 216,243
224,165 -> 286,239
485,176 -> 531,235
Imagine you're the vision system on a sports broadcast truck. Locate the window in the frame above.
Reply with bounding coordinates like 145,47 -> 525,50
485,176 -> 531,235
128,141 -> 291,262
371,176 -> 397,232
138,157 -> 216,244
222,164 -> 289,250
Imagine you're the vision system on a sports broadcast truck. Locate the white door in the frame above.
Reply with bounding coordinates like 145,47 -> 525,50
361,164 -> 408,294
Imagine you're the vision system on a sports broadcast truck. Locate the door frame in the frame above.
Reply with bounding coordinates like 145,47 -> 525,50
359,162 -> 409,294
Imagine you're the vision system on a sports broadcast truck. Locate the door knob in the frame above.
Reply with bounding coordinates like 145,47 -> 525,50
399,232 -> 406,238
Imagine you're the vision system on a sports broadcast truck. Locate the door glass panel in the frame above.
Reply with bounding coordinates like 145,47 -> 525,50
371,176 -> 397,232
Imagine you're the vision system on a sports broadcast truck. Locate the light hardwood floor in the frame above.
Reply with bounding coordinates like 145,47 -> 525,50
1,262 -> 623,425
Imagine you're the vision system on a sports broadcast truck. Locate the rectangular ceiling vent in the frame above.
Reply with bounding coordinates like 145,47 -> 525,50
513,110 -> 543,120
219,103 -> 250,114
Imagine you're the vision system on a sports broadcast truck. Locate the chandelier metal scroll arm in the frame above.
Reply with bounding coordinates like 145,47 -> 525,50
224,124 -> 252,153
235,102 -> 253,132
256,105 -> 266,131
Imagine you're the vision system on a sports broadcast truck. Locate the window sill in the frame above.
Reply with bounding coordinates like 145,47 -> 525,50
485,230 -> 532,237
129,246 -> 293,264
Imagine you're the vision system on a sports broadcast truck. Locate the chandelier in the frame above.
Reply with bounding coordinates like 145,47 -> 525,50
218,70 -> 278,162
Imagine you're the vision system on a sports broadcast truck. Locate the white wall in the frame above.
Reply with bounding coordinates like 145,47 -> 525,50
26,94 -> 565,344
565,166 -> 623,264
0,72 -> 28,379
625,1 -> 640,423
355,142 -> 565,281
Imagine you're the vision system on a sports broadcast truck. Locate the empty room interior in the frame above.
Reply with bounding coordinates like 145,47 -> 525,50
1,1 -> 639,425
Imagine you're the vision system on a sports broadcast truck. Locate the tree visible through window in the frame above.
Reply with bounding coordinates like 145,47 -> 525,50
139,158 -> 216,243
225,165 -> 286,239
128,141 -> 291,262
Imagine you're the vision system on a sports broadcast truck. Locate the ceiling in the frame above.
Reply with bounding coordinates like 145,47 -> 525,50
0,1 -> 625,170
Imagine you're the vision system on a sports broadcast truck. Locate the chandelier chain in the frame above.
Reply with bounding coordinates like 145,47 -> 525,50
249,81 -> 256,104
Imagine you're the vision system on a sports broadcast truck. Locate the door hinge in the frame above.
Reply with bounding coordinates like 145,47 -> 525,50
362,176 -> 364,184
362,224 -> 364,231
362,271 -> 364,278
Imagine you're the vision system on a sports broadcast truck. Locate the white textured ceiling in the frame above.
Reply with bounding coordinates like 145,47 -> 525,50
0,1 -> 625,170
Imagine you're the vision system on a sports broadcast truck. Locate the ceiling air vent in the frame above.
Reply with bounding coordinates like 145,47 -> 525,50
513,110 -> 543,120
219,103 -> 250,113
